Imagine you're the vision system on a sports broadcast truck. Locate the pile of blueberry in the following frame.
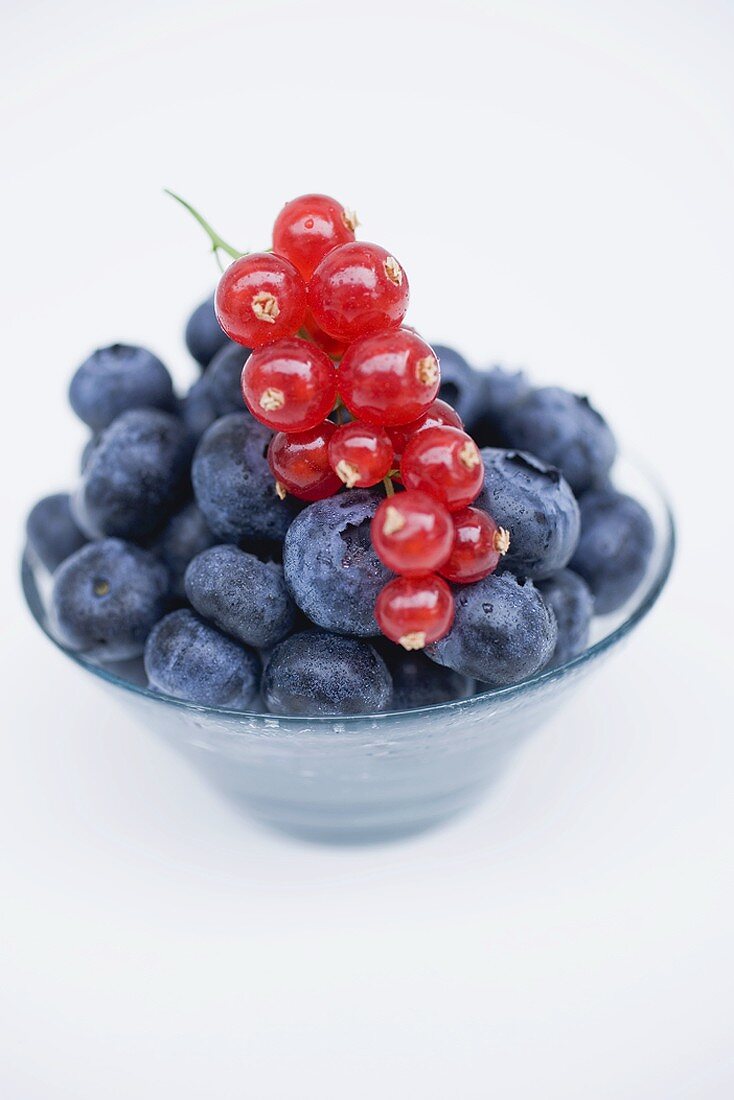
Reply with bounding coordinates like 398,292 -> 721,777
24,193 -> 655,717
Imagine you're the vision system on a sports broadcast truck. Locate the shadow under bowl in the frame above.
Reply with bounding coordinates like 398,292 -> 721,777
22,456 -> 675,845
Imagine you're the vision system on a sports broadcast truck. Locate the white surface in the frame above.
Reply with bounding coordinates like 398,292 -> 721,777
1,1 -> 733,1097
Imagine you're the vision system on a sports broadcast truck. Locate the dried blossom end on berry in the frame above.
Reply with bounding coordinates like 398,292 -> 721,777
495,527 -> 511,554
251,291 -> 280,324
384,257 -> 403,285
335,460 -> 360,489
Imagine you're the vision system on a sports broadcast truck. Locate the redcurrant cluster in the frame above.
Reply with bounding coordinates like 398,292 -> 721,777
178,192 -> 509,650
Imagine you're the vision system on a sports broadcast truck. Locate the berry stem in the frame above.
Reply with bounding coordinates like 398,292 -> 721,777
164,189 -> 245,262
383,475 -> 395,498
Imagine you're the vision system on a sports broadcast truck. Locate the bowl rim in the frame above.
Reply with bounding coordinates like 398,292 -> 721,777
21,460 -> 676,728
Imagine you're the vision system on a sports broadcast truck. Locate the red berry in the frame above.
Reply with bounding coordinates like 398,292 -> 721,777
338,330 -> 440,428
387,398 -> 463,461
440,507 -> 510,584
371,490 -> 453,576
375,574 -> 455,650
242,338 -> 337,433
268,421 -> 342,501
215,253 -> 306,348
302,309 -> 349,358
272,194 -> 357,280
401,425 -> 484,512
328,421 -> 393,489
307,242 -> 409,341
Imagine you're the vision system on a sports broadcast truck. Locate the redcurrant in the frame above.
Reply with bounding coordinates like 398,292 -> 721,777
338,330 -> 440,428
268,421 -> 342,501
328,421 -> 393,489
401,425 -> 484,512
272,194 -> 357,280
307,242 -> 409,341
242,338 -> 337,433
375,574 -> 455,650
386,398 -> 463,461
215,253 -> 307,348
440,507 -> 510,584
302,309 -> 349,358
371,490 -> 453,576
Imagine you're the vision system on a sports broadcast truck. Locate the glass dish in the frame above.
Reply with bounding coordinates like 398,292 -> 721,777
21,456 -> 675,844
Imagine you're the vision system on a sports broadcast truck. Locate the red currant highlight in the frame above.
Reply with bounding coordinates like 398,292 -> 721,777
307,242 -> 409,342
268,421 -> 342,501
272,194 -> 357,280
328,421 -> 393,489
401,425 -> 484,512
338,330 -> 440,428
440,507 -> 510,584
241,338 -> 337,433
371,490 -> 453,576
215,253 -> 307,348
386,398 -> 463,461
375,574 -> 455,650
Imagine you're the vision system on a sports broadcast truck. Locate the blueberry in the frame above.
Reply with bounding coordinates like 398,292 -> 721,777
383,647 -> 475,710
144,608 -> 260,709
73,409 -> 190,541
426,572 -> 557,685
155,502 -> 216,599
80,434 -> 100,473
471,366 -> 531,447
570,488 -> 654,614
262,630 -> 392,716
51,538 -> 169,661
432,344 -> 483,426
180,376 -> 219,442
26,492 -> 87,572
474,448 -> 580,579
203,341 -> 250,416
69,344 -> 174,431
185,544 -> 296,649
502,387 -> 616,494
192,413 -> 297,545
537,569 -> 594,665
283,489 -> 391,636
185,295 -> 230,368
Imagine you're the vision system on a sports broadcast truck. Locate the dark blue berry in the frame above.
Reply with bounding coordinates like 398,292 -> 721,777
192,413 -> 297,545
144,608 -> 260,708
262,630 -> 392,716
502,387 -> 616,494
51,538 -> 169,661
382,647 -> 475,710
180,376 -> 219,442
474,448 -> 580,579
283,489 -> 391,636
570,489 -> 654,614
426,572 -> 557,685
537,569 -> 594,665
69,344 -> 174,431
185,295 -> 230,368
80,435 -> 100,473
471,366 -> 531,446
432,344 -> 483,426
203,341 -> 250,416
155,503 -> 216,599
185,544 -> 296,649
26,492 -> 87,572
73,409 -> 190,540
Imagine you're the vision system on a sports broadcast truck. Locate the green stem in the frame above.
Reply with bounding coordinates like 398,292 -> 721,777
164,189 -> 245,260
382,475 -> 395,497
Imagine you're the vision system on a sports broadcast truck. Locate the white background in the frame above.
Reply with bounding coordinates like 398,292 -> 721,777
1,1 -> 733,1096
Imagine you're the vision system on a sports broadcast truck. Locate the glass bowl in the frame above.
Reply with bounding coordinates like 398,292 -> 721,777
22,456 -> 675,845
